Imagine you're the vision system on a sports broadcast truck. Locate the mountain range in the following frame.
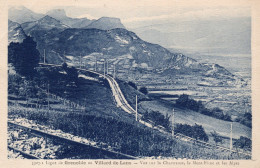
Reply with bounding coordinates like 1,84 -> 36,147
130,18 -> 251,55
8,6 -> 243,86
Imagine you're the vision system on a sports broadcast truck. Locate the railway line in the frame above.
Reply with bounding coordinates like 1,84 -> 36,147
37,63 -> 251,158
8,121 -> 137,159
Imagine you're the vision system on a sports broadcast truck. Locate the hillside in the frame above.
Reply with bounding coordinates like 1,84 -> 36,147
7,64 -> 250,159
8,20 -> 27,43
21,15 -> 69,35
18,26 -> 240,86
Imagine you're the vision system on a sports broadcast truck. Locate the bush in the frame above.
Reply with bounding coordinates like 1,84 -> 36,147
210,130 -> 223,145
175,123 -> 209,142
128,81 -> 137,90
235,112 -> 252,128
139,87 -> 148,95
175,94 -> 232,121
233,136 -> 251,151
141,111 -> 171,131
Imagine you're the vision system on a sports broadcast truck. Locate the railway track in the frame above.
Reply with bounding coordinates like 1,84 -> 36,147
174,133 -> 251,157
8,146 -> 40,159
38,63 -> 251,158
8,121 -> 137,159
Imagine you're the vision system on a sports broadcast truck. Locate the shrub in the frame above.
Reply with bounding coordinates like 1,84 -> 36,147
175,94 -> 232,121
175,123 -> 209,142
211,130 -> 223,145
128,81 -> 137,90
139,87 -> 148,95
233,136 -> 252,151
235,112 -> 252,128
141,111 -> 171,131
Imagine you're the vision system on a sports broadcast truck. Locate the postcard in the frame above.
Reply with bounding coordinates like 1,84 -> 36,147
0,0 -> 260,167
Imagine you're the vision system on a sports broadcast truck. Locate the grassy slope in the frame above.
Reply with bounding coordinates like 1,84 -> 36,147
139,101 -> 251,139
118,79 -> 251,140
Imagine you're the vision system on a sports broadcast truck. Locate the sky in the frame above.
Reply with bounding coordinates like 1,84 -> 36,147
8,0 -> 251,29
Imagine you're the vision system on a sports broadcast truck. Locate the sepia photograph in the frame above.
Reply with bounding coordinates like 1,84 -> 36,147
1,0 -> 260,167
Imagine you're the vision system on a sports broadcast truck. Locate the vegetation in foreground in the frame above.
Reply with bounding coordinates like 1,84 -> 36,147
8,105 -> 250,159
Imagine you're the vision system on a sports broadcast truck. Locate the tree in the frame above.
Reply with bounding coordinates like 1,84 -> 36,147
139,87 -> 148,94
175,123 -> 209,142
128,81 -> 137,90
175,94 -> 189,107
233,136 -> 252,151
8,36 -> 40,76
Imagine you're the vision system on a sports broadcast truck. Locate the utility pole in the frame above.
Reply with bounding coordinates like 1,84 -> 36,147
136,95 -> 138,121
172,108 -> 175,137
62,51 -> 66,64
107,60 -> 109,75
43,49 -> 46,64
113,64 -> 116,78
95,56 -> 97,71
47,82 -> 50,112
104,59 -> 106,77
230,122 -> 233,151
80,54 -> 82,69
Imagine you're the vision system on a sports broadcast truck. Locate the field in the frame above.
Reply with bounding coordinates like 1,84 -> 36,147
118,77 -> 251,150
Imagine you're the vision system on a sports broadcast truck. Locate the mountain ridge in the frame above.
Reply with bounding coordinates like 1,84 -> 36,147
46,9 -> 94,28
8,6 -> 45,24
21,15 -> 69,35
21,26 -> 240,85
7,6 -> 243,86
86,17 -> 125,30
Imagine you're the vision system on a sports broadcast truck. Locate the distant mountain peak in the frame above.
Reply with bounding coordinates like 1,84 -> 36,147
39,15 -> 58,22
20,15 -> 69,35
36,15 -> 69,28
99,16 -> 121,21
8,6 -> 44,24
86,16 -> 125,30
